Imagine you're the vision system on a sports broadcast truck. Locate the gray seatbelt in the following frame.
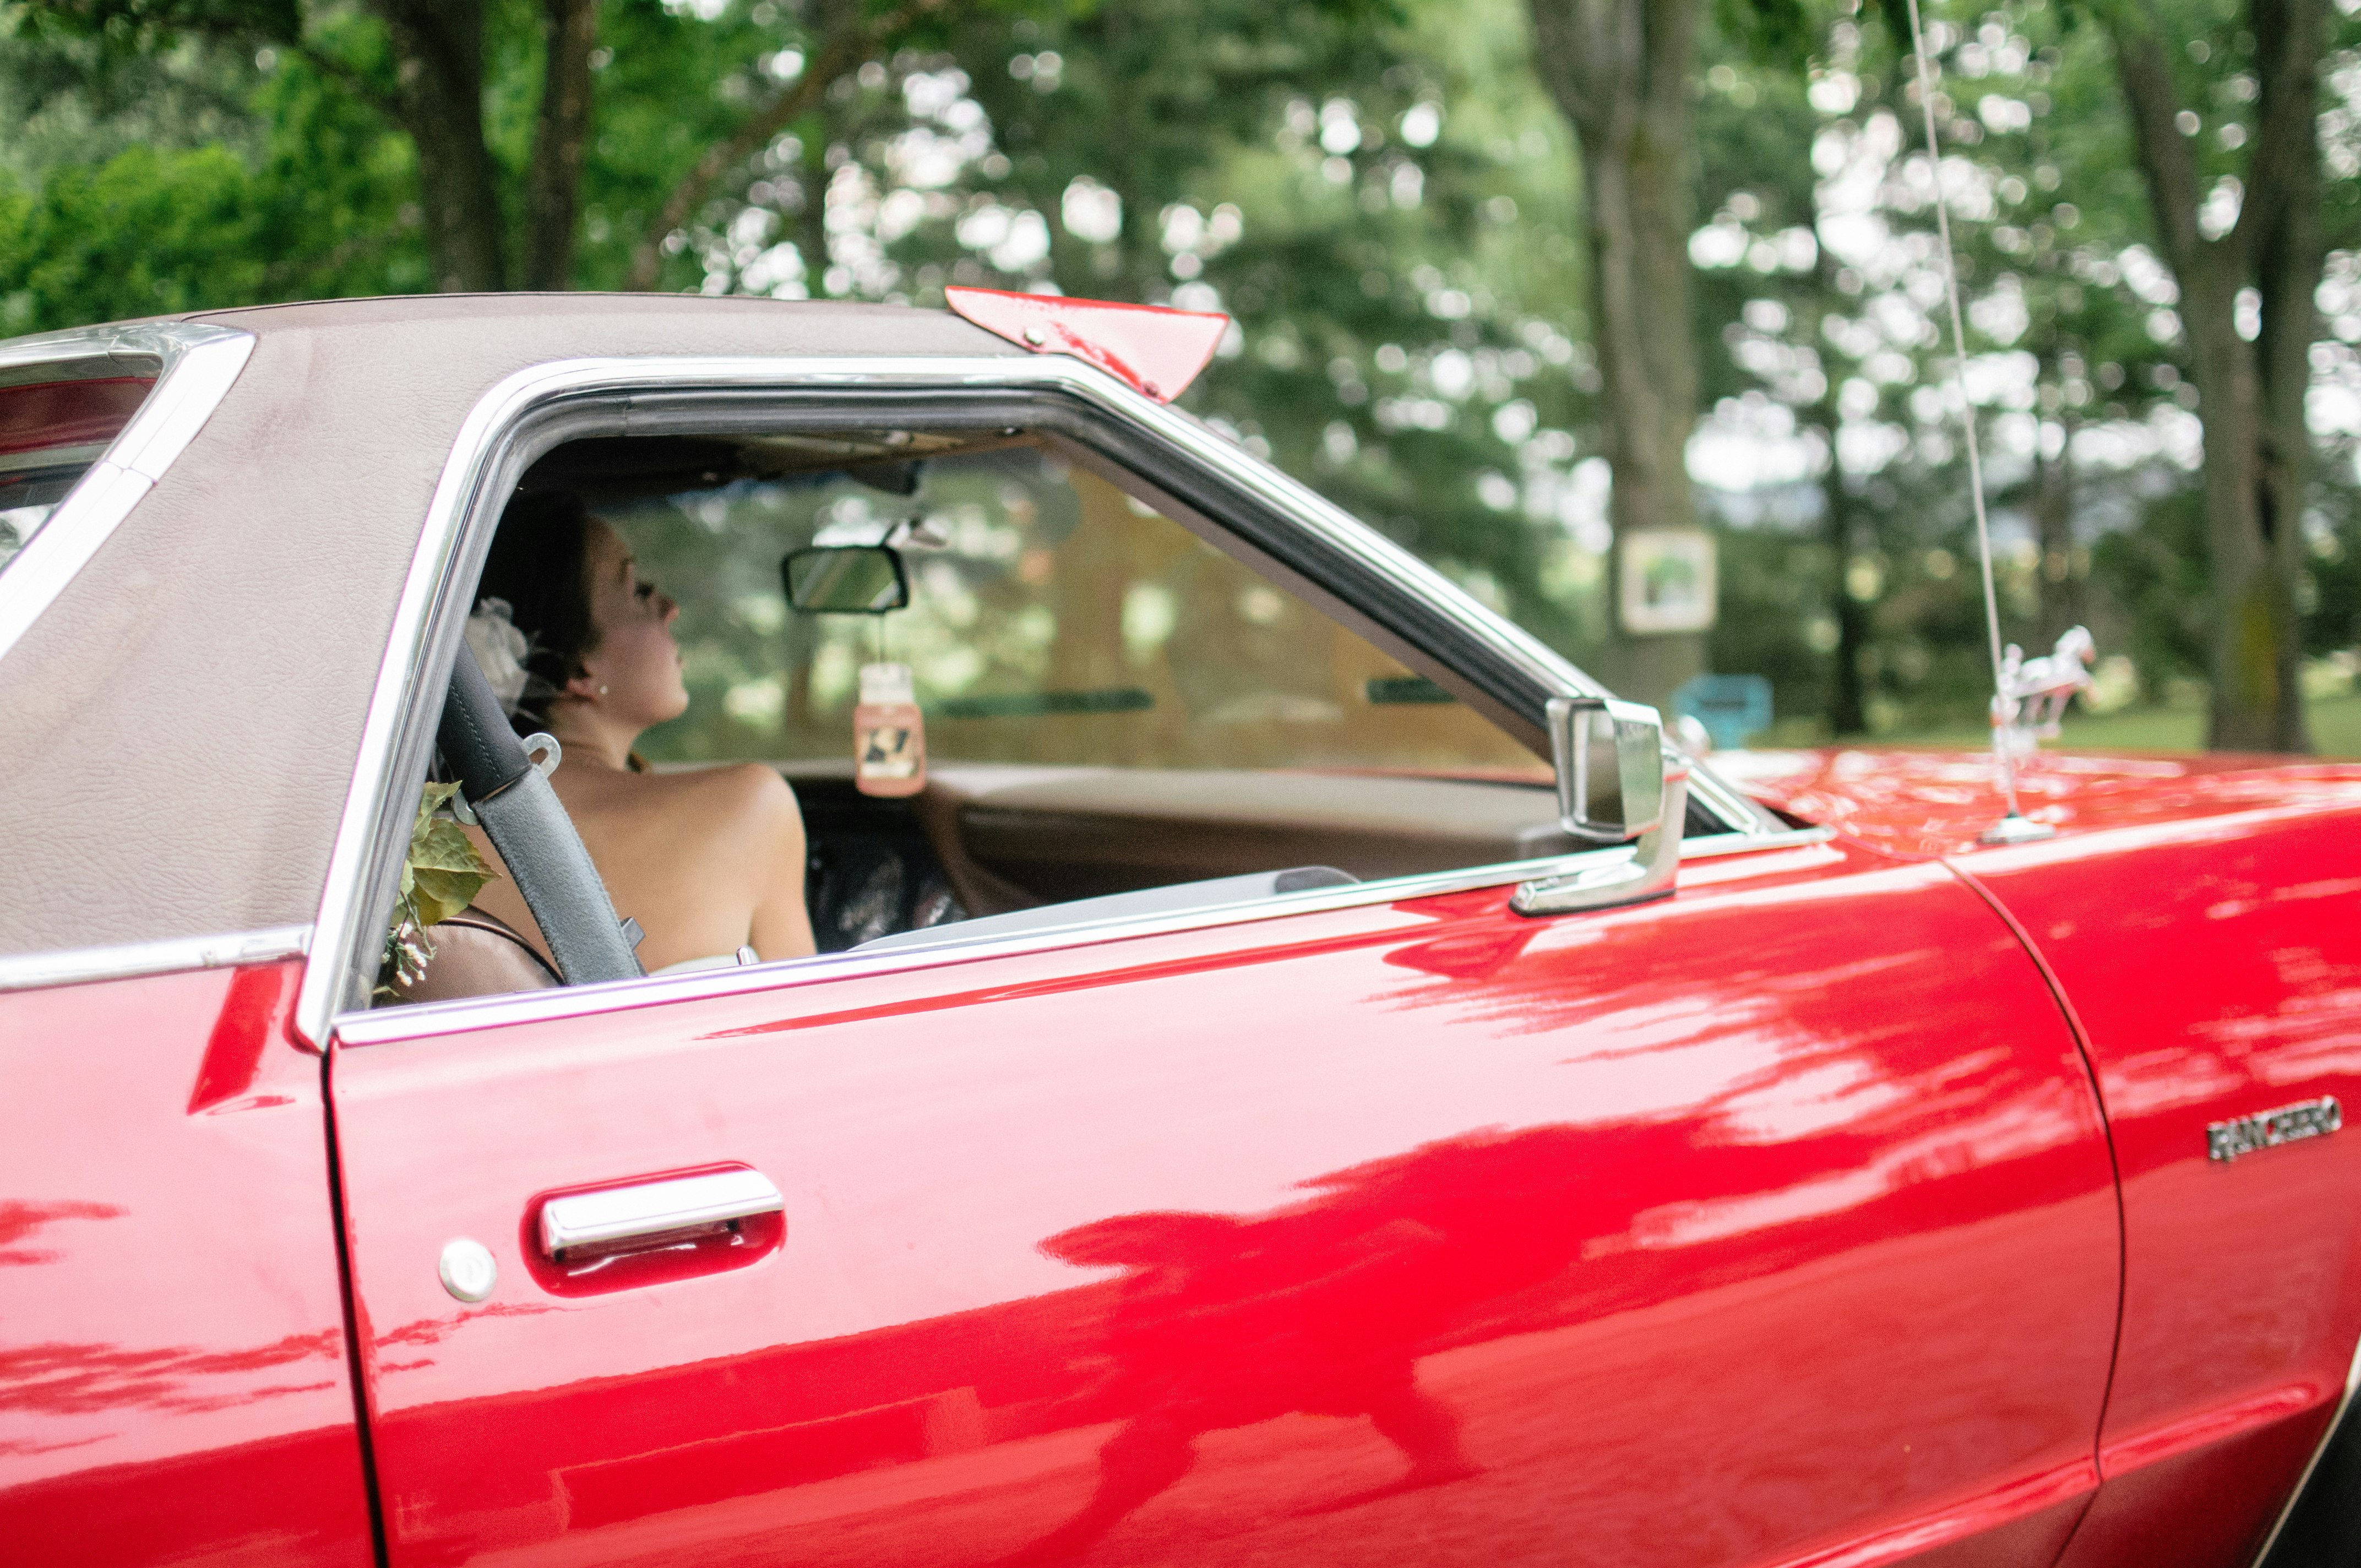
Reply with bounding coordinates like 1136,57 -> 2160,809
437,644 -> 643,986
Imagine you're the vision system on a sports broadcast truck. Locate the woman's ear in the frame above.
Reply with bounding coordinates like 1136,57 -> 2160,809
560,668 -> 603,704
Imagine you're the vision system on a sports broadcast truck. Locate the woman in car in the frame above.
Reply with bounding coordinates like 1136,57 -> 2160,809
461,490 -> 817,971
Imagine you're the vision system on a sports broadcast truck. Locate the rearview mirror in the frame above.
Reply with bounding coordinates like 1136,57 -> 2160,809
783,546 -> 909,614
1514,695 -> 1687,917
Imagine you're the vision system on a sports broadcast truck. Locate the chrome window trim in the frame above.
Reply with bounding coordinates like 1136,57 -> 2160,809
330,826 -> 1832,1047
0,924 -> 311,995
296,350 -> 1782,1046
1,339 -> 151,385
1683,825 -> 1834,857
0,322 -> 258,668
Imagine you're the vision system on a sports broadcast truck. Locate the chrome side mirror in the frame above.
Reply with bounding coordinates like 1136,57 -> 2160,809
1515,696 -> 1687,917
1549,695 -> 1666,843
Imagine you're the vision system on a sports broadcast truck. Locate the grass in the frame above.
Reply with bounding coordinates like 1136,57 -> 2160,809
1759,691 -> 2361,757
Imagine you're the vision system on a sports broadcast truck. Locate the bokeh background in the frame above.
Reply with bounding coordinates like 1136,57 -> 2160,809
7,0 -> 2359,753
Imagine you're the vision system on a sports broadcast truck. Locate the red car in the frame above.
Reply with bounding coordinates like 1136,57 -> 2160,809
1,293 -> 2356,1568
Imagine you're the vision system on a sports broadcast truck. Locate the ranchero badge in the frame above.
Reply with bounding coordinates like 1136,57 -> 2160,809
2207,1097 -> 2343,1164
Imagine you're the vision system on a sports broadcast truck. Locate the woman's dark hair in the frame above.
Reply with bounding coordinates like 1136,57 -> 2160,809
477,489 -> 600,732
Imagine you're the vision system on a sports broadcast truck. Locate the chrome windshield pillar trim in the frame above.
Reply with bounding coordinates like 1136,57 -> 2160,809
104,326 -> 260,479
2251,1327 -> 2361,1566
298,350 -> 1776,1045
1054,367 -> 1609,713
0,323 -> 162,382
0,924 -> 311,995
0,323 -> 257,668
1681,757 -> 1784,836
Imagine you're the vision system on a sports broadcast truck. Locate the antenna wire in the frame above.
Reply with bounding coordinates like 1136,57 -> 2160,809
1901,0 -> 2025,820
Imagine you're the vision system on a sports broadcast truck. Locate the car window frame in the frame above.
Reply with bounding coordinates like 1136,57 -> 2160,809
304,353 -> 1798,1047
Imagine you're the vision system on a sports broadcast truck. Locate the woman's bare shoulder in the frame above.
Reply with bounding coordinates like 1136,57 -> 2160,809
650,760 -> 794,797
643,763 -> 801,833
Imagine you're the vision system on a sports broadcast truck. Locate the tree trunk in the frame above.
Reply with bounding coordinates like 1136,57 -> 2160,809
524,0 -> 599,291
2109,1 -> 2321,752
1529,0 -> 1708,713
371,0 -> 507,291
2250,0 -> 2327,751
1825,466 -> 1872,738
790,0 -> 859,296
795,127 -> 834,297
1802,346 -> 1869,737
2187,273 -> 2294,749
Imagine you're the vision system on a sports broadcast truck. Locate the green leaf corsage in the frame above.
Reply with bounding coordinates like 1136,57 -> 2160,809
378,781 -> 500,997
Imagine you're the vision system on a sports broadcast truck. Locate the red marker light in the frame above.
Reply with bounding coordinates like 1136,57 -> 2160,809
945,286 -> 1229,402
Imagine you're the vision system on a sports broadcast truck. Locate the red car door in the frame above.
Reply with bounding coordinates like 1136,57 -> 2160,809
328,837 -> 2119,1568
0,960 -> 376,1566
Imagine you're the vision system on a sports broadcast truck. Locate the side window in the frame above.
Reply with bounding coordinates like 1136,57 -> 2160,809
611,441 -> 1542,778
0,369 -> 156,574
395,423 -> 1569,1006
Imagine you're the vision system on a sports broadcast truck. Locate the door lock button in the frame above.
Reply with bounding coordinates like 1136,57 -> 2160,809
439,1238 -> 498,1303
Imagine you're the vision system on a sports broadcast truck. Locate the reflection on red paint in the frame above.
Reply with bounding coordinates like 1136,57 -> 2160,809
0,962 -> 372,1566
334,841 -> 2120,1567
0,1200 -> 123,1269
1953,781 -> 2361,1567
1000,1133 -> 1625,1561
0,1329 -> 341,1417
1723,746 -> 2361,860
1382,923 -> 1539,981
186,960 -> 294,1113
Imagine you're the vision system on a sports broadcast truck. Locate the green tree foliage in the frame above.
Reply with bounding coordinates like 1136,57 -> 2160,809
2,145 -> 266,328
1683,0 -> 2361,742
10,0 -> 2361,750
659,0 -> 1605,657
2084,0 -> 2360,748
0,4 -> 425,323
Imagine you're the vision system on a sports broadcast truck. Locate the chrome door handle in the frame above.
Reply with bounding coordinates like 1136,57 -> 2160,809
539,1168 -> 783,1260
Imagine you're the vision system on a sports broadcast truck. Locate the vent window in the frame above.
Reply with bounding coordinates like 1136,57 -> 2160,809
0,373 -> 156,573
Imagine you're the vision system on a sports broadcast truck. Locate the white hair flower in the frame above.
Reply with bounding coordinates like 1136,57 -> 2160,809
465,597 -> 536,718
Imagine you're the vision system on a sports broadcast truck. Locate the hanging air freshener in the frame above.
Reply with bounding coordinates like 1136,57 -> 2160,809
853,661 -> 926,797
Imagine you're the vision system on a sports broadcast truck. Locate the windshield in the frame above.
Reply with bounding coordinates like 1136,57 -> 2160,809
602,438 -> 1543,778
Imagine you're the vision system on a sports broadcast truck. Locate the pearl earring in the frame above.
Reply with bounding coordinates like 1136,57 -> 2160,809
597,684 -> 610,697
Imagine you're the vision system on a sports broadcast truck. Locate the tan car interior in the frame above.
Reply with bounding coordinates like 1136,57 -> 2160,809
899,763 -> 1580,913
